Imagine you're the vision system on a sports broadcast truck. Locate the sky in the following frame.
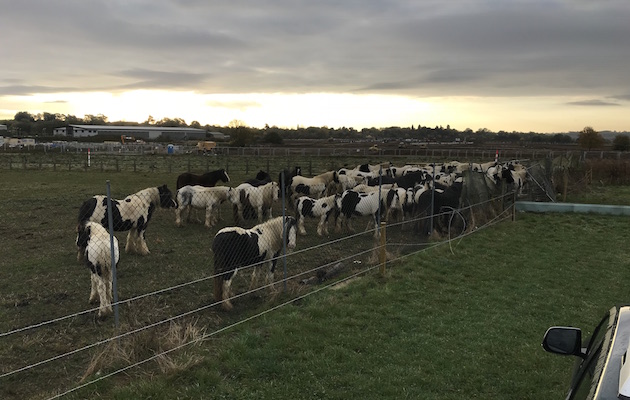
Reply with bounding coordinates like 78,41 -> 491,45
1,0 -> 629,134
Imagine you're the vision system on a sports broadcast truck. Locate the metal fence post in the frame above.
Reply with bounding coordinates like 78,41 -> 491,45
281,170 -> 287,292
429,166 -> 436,235
106,181 -> 120,329
379,221 -> 387,276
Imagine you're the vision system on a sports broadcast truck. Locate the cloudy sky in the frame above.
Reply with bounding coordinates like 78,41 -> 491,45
1,0 -> 629,133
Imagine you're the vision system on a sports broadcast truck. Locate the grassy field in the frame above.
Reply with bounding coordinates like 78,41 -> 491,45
1,157 -> 629,399
68,211 -> 630,400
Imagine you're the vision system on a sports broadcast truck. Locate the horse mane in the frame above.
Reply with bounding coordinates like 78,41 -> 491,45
250,216 -> 294,251
315,170 -> 338,183
133,186 -> 161,205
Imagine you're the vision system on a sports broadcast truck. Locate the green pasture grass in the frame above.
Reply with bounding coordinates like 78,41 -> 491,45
0,168 -> 407,399
69,211 -> 630,400
565,183 -> 630,206
1,166 -> 629,399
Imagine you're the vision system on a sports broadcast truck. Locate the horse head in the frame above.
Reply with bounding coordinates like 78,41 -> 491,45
158,184 -> 178,208
220,169 -> 230,183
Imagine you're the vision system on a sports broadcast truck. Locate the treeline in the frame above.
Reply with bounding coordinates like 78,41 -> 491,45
0,110 -> 577,146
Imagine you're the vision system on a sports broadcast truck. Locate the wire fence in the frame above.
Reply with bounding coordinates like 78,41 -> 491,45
3,145 -> 630,174
0,158 -> 540,399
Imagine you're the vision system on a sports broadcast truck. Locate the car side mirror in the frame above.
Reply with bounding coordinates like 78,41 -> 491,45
542,327 -> 585,358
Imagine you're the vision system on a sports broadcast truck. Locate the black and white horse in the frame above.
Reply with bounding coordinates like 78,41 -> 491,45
295,194 -> 338,236
76,221 -> 120,318
289,170 -> 339,206
335,189 -> 384,238
213,216 -> 297,311
229,181 -> 279,225
78,185 -> 177,255
176,169 -> 230,190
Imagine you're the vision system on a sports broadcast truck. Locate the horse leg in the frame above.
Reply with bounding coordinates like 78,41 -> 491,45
89,274 -> 99,304
175,207 -> 182,226
185,205 -> 192,223
346,217 -> 354,233
257,206 -> 264,223
96,274 -> 111,318
222,278 -> 234,311
125,231 -> 135,254
249,267 -> 259,290
298,216 -> 307,235
335,214 -> 343,233
138,230 -> 150,255
266,260 -> 277,293
372,214 -> 380,239
205,205 -> 212,228
317,215 -> 325,236
105,268 -> 113,310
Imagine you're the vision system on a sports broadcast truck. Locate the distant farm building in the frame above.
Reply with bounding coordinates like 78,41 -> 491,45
52,125 -> 208,141
208,131 -> 230,141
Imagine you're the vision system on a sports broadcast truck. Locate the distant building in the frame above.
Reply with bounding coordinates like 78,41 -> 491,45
52,124 -> 207,141
0,124 -> 7,132
208,131 -> 230,141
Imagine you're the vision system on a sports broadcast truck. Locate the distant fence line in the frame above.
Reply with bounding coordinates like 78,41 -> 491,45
1,146 -> 629,174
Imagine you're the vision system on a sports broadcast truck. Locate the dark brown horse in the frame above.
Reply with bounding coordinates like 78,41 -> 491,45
176,169 -> 230,190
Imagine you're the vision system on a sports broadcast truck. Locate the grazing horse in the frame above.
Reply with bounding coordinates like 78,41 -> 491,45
278,166 -> 302,196
229,181 -> 279,225
176,169 -> 230,190
414,177 -> 464,236
78,185 -> 177,255
213,216 -> 297,310
295,194 -> 338,236
289,170 -> 339,207
76,221 -> 120,318
175,185 -> 232,227
335,189 -> 384,238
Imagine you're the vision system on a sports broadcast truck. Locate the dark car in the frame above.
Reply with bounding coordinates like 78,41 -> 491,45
542,304 -> 630,399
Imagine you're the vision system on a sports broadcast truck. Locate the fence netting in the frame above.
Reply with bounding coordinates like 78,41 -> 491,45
1,157 -> 557,400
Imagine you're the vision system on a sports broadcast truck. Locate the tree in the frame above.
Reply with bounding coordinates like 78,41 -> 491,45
156,117 -> 186,127
612,134 -> 630,151
263,131 -> 283,145
84,114 -> 108,125
577,126 -> 605,150
227,120 -> 257,147
14,111 -> 34,122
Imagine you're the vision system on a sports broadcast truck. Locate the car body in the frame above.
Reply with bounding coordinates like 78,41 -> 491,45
542,304 -> 630,399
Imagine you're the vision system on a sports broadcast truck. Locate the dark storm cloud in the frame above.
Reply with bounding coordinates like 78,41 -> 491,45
2,0 -> 629,98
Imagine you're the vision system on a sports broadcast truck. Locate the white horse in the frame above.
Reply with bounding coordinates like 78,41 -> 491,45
175,185 -> 232,227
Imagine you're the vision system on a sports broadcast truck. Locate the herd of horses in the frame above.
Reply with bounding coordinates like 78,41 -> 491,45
76,160 -> 528,316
